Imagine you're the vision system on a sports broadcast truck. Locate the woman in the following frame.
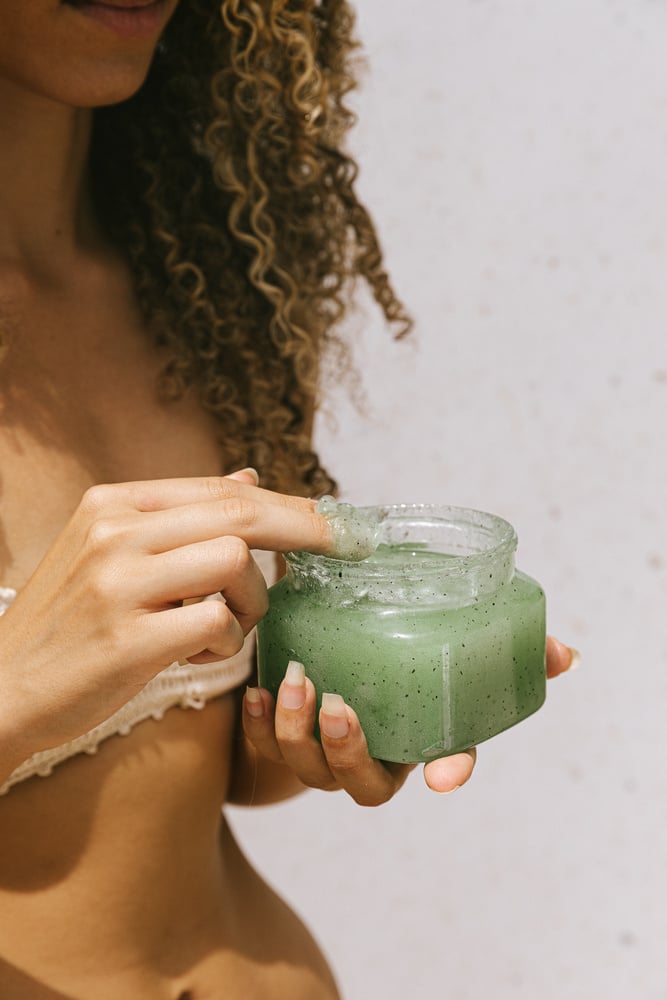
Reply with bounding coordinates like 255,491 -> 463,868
0,2 -> 574,997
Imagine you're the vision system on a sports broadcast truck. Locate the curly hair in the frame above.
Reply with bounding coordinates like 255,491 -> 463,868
90,0 -> 411,497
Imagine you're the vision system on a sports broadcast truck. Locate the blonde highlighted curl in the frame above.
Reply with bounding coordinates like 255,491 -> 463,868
91,0 -> 410,496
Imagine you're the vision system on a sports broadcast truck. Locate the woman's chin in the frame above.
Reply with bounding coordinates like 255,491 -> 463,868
68,68 -> 154,109
30,50 -> 158,109
0,0 -> 177,110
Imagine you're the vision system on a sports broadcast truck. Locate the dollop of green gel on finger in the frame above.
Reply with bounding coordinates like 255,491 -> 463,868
315,495 -> 381,561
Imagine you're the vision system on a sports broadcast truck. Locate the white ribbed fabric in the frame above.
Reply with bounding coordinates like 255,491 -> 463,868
0,583 -> 258,795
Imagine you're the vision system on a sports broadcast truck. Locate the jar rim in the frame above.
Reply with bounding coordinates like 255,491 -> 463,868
287,503 -> 517,578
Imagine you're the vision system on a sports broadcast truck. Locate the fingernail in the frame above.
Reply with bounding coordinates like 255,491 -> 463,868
245,686 -> 264,718
279,660 -> 307,710
555,638 -> 582,672
320,692 -> 350,739
235,467 -> 260,485
548,636 -> 581,677
440,784 -> 461,795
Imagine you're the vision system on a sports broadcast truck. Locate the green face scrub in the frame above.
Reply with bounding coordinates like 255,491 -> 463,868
257,504 -> 546,763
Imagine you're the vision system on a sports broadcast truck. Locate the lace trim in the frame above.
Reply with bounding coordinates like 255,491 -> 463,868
0,586 -> 254,795
0,649 -> 253,795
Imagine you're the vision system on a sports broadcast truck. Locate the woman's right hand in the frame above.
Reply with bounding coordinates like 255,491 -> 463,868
0,473 -> 331,768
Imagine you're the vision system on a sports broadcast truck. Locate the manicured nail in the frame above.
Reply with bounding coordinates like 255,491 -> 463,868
547,636 -> 581,677
279,660 -> 307,710
555,638 -> 582,672
234,467 -> 260,485
320,692 -> 350,739
245,686 -> 264,719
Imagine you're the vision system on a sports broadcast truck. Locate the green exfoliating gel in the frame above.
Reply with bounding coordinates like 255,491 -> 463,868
257,503 -> 546,763
315,495 -> 381,561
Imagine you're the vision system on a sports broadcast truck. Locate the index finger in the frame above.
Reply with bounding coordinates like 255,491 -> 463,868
128,475 -> 318,515
139,494 -> 333,555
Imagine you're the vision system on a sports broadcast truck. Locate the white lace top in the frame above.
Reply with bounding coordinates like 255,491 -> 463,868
0,556 -> 273,794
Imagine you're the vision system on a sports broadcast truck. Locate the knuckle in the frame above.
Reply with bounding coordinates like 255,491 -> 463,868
201,601 -> 244,656
206,476 -> 232,502
325,757 -> 395,807
218,534 -> 252,573
336,774 -> 394,807
86,516 -> 126,554
201,598 -> 230,633
327,755 -> 359,779
80,483 -> 115,516
220,496 -> 258,531
275,728 -> 303,753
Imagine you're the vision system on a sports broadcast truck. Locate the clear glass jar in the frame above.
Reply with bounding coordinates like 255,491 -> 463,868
257,504 -> 546,762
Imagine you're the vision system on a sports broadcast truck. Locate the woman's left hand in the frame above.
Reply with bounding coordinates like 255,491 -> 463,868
242,660 -> 419,806
241,635 -> 578,804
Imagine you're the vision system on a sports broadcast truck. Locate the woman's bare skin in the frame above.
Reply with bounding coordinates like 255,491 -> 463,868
0,5 -> 574,997
0,252 -> 342,998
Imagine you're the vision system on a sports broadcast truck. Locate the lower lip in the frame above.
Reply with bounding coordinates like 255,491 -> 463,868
66,0 -> 167,39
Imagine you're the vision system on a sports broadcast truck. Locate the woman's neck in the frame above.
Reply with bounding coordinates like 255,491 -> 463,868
0,77 -> 99,274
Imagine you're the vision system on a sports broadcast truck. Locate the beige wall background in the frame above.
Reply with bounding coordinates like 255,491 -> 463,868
229,2 -> 667,996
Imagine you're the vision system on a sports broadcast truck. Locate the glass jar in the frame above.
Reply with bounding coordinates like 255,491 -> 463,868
257,504 -> 546,763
